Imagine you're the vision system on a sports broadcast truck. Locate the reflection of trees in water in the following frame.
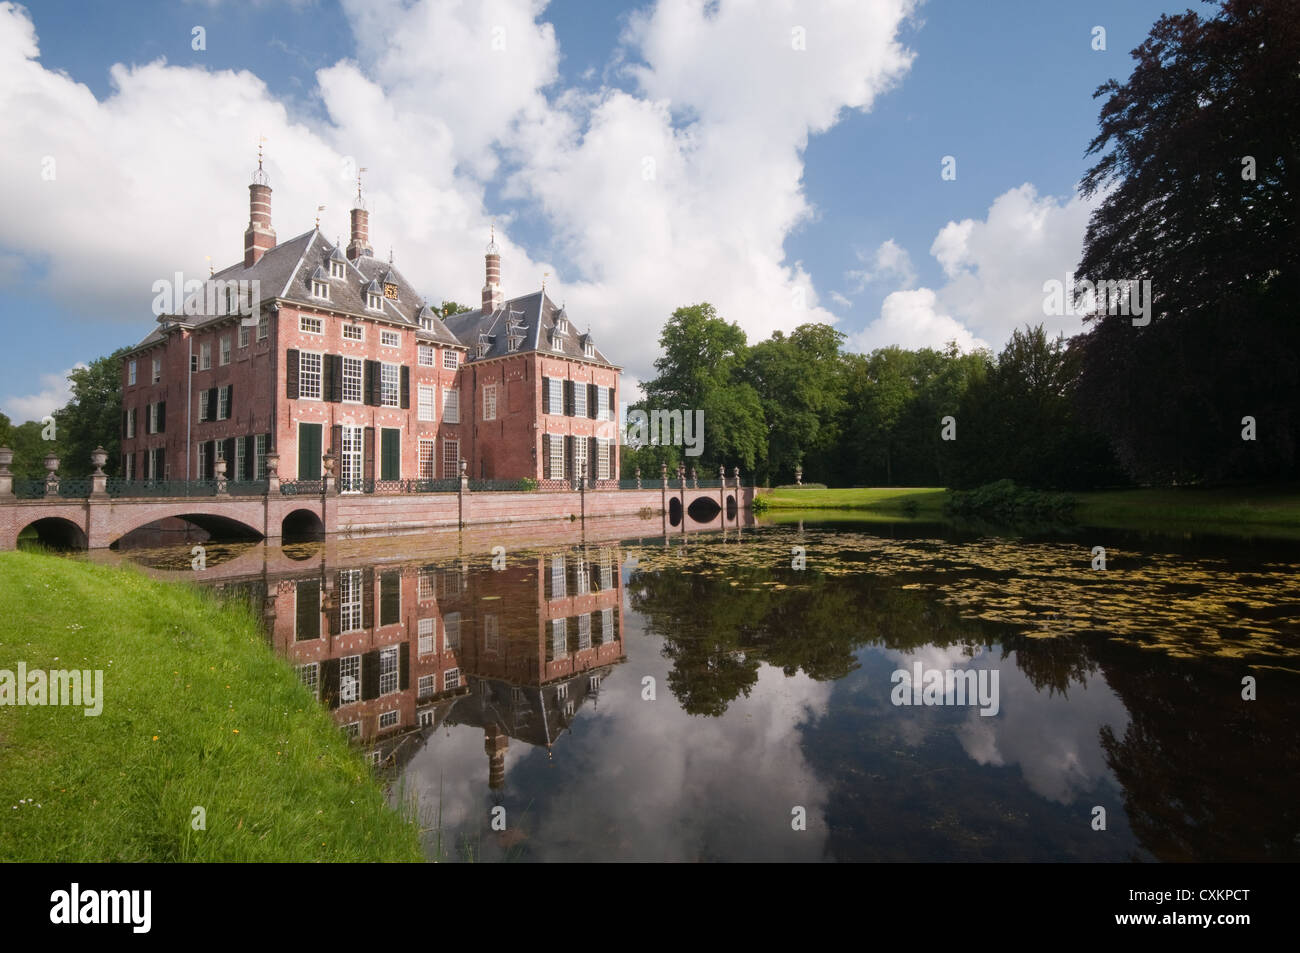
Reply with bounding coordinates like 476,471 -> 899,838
629,562 -> 1005,716
1094,643 -> 1300,861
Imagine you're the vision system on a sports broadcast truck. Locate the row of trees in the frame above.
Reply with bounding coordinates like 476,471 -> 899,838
621,307 -> 1124,489
626,0 -> 1300,489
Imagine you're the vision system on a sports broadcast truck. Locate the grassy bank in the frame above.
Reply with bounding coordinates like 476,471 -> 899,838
755,484 -> 1300,537
1073,484 -> 1300,536
0,551 -> 424,862
755,486 -> 947,513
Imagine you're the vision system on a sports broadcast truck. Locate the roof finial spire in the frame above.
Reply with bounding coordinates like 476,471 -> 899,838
315,205 -> 325,230
389,246 -> 394,265
542,271 -> 549,291
486,221 -> 499,255
251,134 -> 269,185
206,254 -> 213,277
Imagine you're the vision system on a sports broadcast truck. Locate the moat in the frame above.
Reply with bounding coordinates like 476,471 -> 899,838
108,517 -> 1300,862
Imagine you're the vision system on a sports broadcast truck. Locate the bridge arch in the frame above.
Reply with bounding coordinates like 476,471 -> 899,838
111,511 -> 264,549
686,496 -> 721,523
282,508 -> 326,542
726,494 -> 737,521
668,496 -> 683,527
18,517 -> 88,551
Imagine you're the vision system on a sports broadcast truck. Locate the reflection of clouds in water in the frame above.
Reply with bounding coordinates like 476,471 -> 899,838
881,646 -> 1129,805
523,631 -> 835,861
400,618 -> 835,861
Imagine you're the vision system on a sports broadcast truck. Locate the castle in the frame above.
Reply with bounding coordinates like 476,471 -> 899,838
119,161 -> 621,489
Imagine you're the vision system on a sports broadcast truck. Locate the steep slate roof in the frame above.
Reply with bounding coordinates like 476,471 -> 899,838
127,229 -> 463,353
126,232 -> 612,366
442,291 -> 617,367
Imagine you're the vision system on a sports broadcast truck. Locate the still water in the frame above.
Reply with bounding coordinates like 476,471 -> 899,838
121,517 -> 1300,861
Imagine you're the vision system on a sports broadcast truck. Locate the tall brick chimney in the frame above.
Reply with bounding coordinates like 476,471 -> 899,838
346,204 -> 372,261
243,160 -> 276,268
482,226 -> 503,313
484,725 -> 508,790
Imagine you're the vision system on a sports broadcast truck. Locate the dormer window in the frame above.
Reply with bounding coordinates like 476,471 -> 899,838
554,317 -> 567,335
310,265 -> 330,300
508,334 -> 523,352
583,338 -> 595,359
364,279 -> 384,311
330,260 -> 346,279
551,332 -> 564,353
476,343 -> 489,359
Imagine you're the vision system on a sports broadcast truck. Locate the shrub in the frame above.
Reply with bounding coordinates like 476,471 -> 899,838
945,479 -> 1076,519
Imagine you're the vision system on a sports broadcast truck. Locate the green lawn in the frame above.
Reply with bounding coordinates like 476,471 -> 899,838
755,486 -> 947,512
0,551 -> 424,862
1074,484 -> 1300,535
755,484 -> 1300,537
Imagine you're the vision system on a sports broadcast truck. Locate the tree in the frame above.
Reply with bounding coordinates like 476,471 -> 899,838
438,300 -> 472,318
52,349 -> 127,478
742,324 -> 847,485
951,326 -> 1121,489
1075,0 -> 1300,483
642,304 -> 767,474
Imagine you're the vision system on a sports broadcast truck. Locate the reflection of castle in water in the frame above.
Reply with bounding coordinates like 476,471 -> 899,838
267,545 -> 625,788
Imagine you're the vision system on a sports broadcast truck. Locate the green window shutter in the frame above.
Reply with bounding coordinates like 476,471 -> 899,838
286,349 -> 299,398
380,570 -> 401,627
380,428 -> 400,481
400,366 -> 410,409
299,423 -> 323,480
295,580 -> 321,641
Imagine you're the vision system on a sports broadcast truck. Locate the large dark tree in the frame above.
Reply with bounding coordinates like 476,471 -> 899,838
52,349 -> 127,478
1075,0 -> 1300,483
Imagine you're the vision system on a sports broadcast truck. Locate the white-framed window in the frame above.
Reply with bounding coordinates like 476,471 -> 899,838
342,323 -> 363,341
417,617 -> 435,655
150,402 -> 161,434
339,655 -> 360,704
572,382 -> 586,417
234,438 -> 245,482
418,385 -> 435,422
442,388 -> 459,423
576,560 -> 590,596
597,439 -> 611,480
482,384 -> 497,421
367,292 -> 383,311
552,334 -> 564,353
443,669 -> 460,691
343,721 -> 360,739
125,408 -> 136,439
200,341 -> 211,370
381,329 -> 400,347
444,612 -> 461,652
299,351 -> 322,400
152,357 -> 162,384
300,316 -> 323,334
596,387 -> 609,420
257,313 -> 269,340
577,613 -> 591,650
418,344 -> 435,366
550,555 -> 566,600
418,438 -> 435,479
484,614 -> 500,656
551,618 -> 567,659
417,709 -> 435,728
197,441 -> 208,479
563,699 -> 575,717
198,390 -> 209,422
556,682 -> 569,701
418,571 -> 434,602
255,434 -> 268,480
311,279 -> 330,300
546,378 -> 563,415
342,356 -> 362,403
218,386 -> 230,420
128,360 -> 137,386
601,607 -> 614,642
441,439 -> 459,479
226,287 -> 238,314
442,349 -> 458,369
378,646 -> 399,695
339,569 -> 363,633
380,362 -> 400,407
378,709 -> 399,730
298,662 -> 320,698
330,259 -> 346,280
589,674 -> 601,692
123,453 -> 135,480
220,336 -> 231,365
418,674 -> 436,696
548,435 -> 564,480
584,340 -> 595,358
238,325 -> 250,348
599,549 -> 613,590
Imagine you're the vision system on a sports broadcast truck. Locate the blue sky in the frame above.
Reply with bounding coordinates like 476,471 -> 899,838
0,0 -> 1192,422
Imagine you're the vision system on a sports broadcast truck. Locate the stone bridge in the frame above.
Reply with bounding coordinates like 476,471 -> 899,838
0,463 -> 753,551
